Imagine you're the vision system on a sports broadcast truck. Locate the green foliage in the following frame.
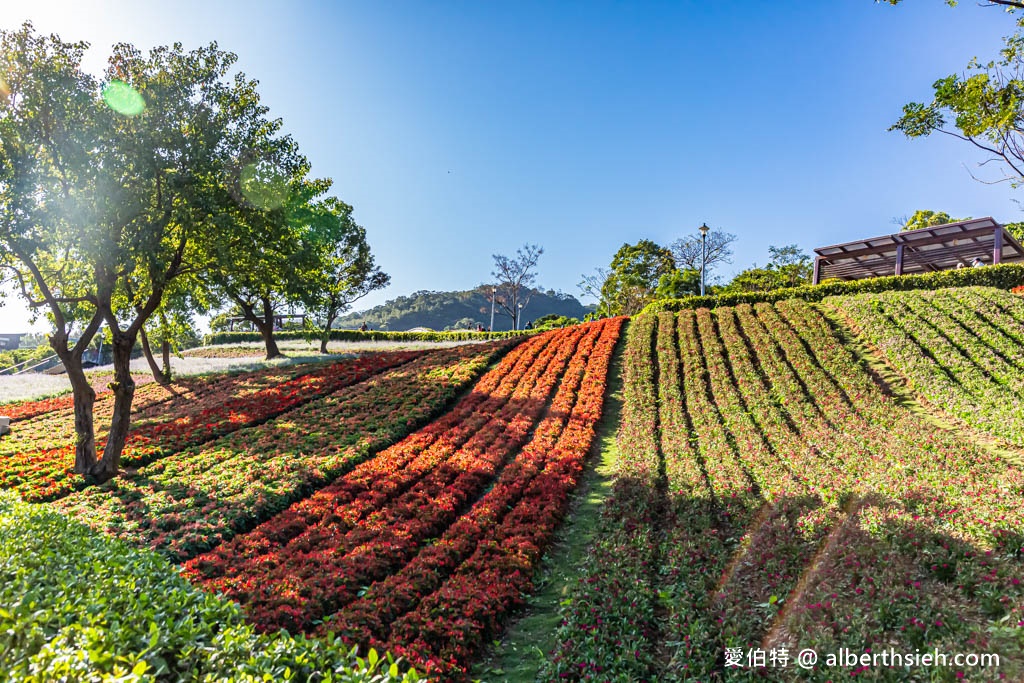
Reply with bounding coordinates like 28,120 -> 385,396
529,313 -> 581,331
0,490 -> 422,682
0,22 -> 318,471
725,265 -> 779,293
890,8 -> 1024,185
655,268 -> 700,299
203,328 -> 534,345
827,286 -> 1024,446
642,262 -> 1024,314
445,317 -> 480,331
1005,220 -> 1024,241
900,209 -> 967,232
298,201 -> 390,346
723,244 -> 813,293
601,240 -> 676,316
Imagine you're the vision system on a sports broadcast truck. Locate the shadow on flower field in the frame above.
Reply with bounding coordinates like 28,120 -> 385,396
544,302 -> 1024,683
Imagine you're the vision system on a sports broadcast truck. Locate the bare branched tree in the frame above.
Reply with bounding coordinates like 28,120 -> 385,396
577,267 -> 609,316
669,229 -> 737,277
492,244 -> 543,330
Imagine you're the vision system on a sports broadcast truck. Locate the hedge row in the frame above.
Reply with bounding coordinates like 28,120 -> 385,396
0,491 -> 421,682
641,263 -> 1024,314
202,328 -> 535,346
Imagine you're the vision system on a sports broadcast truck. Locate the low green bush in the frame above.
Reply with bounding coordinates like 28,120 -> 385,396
0,491 -> 421,682
641,263 -> 1024,314
202,328 -> 534,346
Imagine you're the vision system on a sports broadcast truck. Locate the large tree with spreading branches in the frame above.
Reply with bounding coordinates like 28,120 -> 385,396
0,24 -> 304,480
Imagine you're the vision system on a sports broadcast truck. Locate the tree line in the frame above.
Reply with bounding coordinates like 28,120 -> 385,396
579,229 -> 815,317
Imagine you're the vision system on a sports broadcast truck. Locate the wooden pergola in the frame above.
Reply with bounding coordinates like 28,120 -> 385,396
812,217 -> 1024,284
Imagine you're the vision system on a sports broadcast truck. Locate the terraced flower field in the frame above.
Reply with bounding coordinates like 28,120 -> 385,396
51,342 -> 514,562
546,300 -> 1024,682
183,318 -> 624,678
827,286 -> 1024,447
4,286 -> 1024,682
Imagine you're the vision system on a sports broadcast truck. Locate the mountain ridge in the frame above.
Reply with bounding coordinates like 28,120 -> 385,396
336,287 -> 594,331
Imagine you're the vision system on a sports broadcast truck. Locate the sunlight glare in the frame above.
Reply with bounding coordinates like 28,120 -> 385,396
102,80 -> 145,116
240,162 -> 288,210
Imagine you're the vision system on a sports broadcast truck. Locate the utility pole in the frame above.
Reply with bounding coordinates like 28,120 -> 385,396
489,287 -> 496,332
699,222 -> 710,297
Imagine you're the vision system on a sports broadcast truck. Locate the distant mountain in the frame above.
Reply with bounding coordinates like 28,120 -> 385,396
335,288 -> 594,332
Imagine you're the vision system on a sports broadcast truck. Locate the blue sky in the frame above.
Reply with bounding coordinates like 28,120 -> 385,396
1,0 -> 1020,332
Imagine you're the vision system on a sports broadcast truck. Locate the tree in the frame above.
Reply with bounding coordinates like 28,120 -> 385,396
0,25 -> 282,480
448,317 -> 480,331
897,209 -> 967,232
889,2 -> 1024,186
491,244 -> 543,330
669,228 -> 737,283
577,267 -> 610,317
601,240 -> 675,316
655,268 -> 701,299
1005,220 -> 1024,240
767,244 -> 813,288
138,301 -> 201,385
300,199 -> 390,354
883,1 -> 1024,12
725,244 -> 813,293
726,265 -> 779,293
203,170 -> 329,360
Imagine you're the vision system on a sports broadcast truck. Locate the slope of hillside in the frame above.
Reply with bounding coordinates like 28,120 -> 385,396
825,286 -> 1024,448
335,288 -> 593,331
546,300 -> 1024,681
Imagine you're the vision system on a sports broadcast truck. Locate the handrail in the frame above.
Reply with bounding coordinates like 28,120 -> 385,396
6,353 -> 60,375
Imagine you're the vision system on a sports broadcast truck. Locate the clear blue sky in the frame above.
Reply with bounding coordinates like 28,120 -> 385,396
2,0 -> 1020,332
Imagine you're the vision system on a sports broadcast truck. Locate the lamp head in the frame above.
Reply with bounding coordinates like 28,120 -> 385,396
699,223 -> 710,236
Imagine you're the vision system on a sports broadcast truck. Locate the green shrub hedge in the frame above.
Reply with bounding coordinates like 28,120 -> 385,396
640,263 -> 1024,314
202,328 -> 535,346
0,491 -> 421,682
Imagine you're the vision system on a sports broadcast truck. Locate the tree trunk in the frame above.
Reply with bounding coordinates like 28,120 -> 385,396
91,334 -> 136,481
259,297 -> 285,360
319,310 -> 337,354
64,351 -> 98,474
51,317 -> 102,475
139,326 -> 171,385
261,328 -> 283,360
162,339 -> 171,378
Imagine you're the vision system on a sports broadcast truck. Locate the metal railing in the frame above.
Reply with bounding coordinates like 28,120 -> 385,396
0,353 -> 61,375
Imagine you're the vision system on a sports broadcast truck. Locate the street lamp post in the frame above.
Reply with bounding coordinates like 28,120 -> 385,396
489,288 -> 496,332
516,302 -> 523,331
699,222 -> 710,297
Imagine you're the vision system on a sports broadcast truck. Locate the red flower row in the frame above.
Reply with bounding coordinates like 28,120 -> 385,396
0,352 -> 423,502
0,363 -> 361,461
185,324 -> 592,623
53,342 -> 516,563
379,318 -> 623,678
184,319 -> 623,679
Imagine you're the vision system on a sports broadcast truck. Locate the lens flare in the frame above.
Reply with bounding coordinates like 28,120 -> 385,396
102,80 -> 145,116
240,163 -> 288,210
0,76 -> 9,99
